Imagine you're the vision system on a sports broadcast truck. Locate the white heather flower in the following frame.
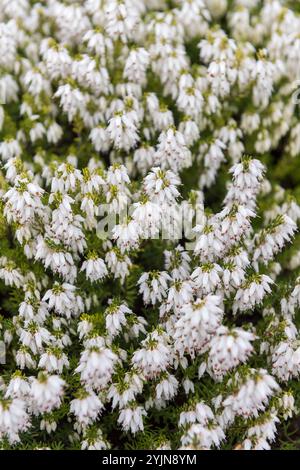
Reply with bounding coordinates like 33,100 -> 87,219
252,57 -> 275,108
279,393 -> 295,420
19,322 -> 52,355
191,263 -> 222,295
16,348 -> 36,370
0,398 -> 30,444
40,418 -> 57,434
282,198 -> 300,223
105,184 -> 129,213
179,402 -> 214,427
38,348 -> 69,374
105,300 -> 131,338
253,214 -> 297,265
107,111 -> 139,152
123,48 -> 149,84
107,163 -> 130,186
152,106 -> 174,132
239,409 -> 280,449
105,0 -> 140,43
81,429 -> 110,450
132,330 -> 172,379
77,316 -> 93,340
154,128 -> 192,173
206,0 -> 227,19
193,219 -> 224,261
138,271 -> 170,305
83,28 -> 113,58
230,158 -> 265,192
177,74 -> 203,118
0,139 -> 21,161
51,163 -> 83,193
29,122 -> 45,143
35,236 -> 77,283
222,369 -> 280,419
105,247 -> 132,283
43,282 -> 84,318
164,245 -> 191,280
70,390 -> 104,428
233,274 -> 274,313
118,404 -> 146,434
143,167 -> 180,204
112,218 -> 142,253
163,278 -> 194,314
182,378 -> 195,395
133,145 -> 155,175
219,204 -> 255,244
174,295 -> 223,357
107,372 -> 143,409
47,121 -> 63,144
207,326 -> 256,380
125,315 -> 148,341
155,374 -> 178,401
30,373 -> 65,414
0,74 -> 18,104
132,199 -> 162,239
90,125 -> 111,152
81,254 -> 108,283
5,374 -> 30,399
75,342 -> 119,390
180,419 -> 225,450
3,177 -> 44,225
179,119 -> 200,146
222,263 -> 245,293
271,341 -> 300,381
0,258 -> 24,288
18,296 -> 48,323
54,84 -> 87,122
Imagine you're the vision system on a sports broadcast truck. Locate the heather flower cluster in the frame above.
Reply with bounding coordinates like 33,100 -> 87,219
1,0 -> 300,451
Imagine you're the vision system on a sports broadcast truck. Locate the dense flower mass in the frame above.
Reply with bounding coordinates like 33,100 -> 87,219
1,0 -> 300,450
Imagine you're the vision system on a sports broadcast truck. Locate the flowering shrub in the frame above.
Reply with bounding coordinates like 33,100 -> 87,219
1,0 -> 300,451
